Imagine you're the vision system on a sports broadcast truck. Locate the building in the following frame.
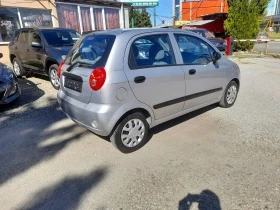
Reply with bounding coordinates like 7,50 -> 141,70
276,0 -> 280,15
172,0 -> 184,21
0,0 -> 130,64
182,0 -> 228,21
179,0 -> 228,37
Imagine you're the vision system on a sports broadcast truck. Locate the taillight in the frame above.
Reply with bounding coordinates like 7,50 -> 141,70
57,62 -> 64,78
89,67 -> 106,91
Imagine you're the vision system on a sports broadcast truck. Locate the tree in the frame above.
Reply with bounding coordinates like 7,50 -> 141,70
225,0 -> 270,51
129,8 -> 152,28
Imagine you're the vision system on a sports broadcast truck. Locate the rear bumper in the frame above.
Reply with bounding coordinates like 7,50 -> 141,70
57,90 -> 125,136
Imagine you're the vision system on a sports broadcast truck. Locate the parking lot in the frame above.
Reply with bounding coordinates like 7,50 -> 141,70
0,57 -> 280,209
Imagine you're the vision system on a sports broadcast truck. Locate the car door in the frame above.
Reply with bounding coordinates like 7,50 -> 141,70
173,33 -> 226,110
124,33 -> 185,120
15,29 -> 30,68
26,29 -> 45,71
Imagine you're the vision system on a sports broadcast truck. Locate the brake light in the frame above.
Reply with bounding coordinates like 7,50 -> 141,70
89,67 -> 106,91
57,62 -> 64,78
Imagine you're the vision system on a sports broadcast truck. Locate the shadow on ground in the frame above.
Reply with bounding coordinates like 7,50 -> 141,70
0,77 -> 89,186
19,167 -> 108,210
0,77 -> 45,114
179,189 -> 221,210
151,104 -> 217,135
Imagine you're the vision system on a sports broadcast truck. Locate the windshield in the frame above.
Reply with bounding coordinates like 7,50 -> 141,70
65,34 -> 115,67
41,30 -> 81,47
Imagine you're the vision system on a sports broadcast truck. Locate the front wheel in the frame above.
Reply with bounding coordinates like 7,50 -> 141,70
220,81 -> 239,108
110,113 -> 149,153
12,58 -> 25,77
48,64 -> 60,90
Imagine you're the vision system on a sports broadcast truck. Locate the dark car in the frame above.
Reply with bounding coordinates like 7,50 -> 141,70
0,53 -> 21,105
186,28 -> 226,52
9,28 -> 81,89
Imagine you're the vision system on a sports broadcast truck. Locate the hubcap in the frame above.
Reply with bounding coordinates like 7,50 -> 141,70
13,61 -> 20,76
226,85 -> 237,104
121,119 -> 145,147
50,68 -> 60,87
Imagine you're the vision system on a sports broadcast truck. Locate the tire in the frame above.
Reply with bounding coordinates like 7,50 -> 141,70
219,81 -> 239,108
110,112 -> 149,153
12,58 -> 25,77
48,64 -> 60,90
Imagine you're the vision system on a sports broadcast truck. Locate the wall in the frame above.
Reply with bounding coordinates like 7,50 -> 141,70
182,0 -> 228,21
0,0 -> 58,64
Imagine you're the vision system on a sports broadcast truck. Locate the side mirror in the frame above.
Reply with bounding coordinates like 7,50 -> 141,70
213,51 -> 221,63
0,53 -> 3,59
31,42 -> 42,48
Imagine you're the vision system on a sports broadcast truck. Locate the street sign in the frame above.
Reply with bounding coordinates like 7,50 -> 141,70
118,0 -> 159,6
131,2 -> 159,6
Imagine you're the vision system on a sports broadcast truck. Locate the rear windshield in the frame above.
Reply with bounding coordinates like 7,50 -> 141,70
41,30 -> 81,47
65,34 -> 116,67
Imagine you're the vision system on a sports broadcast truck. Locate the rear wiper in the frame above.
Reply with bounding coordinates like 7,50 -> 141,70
66,61 -> 93,72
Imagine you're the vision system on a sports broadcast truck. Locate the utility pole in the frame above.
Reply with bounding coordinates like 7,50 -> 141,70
154,6 -> 156,27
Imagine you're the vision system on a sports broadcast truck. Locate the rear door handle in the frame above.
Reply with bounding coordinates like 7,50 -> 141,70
189,69 -> 196,75
134,76 -> 146,83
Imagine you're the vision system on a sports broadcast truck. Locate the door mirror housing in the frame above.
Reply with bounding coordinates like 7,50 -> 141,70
0,53 -> 3,59
31,42 -> 42,48
212,51 -> 221,63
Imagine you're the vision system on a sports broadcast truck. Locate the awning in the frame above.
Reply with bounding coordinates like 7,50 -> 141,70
184,20 -> 215,26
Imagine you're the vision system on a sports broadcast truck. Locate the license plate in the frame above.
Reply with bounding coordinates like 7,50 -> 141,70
64,77 -> 82,92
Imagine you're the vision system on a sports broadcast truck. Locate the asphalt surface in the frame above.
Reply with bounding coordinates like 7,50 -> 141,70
0,57 -> 280,210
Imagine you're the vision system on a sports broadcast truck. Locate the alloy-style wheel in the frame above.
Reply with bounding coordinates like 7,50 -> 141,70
110,112 -> 149,153
49,64 -> 60,90
13,58 -> 24,77
121,119 -> 146,148
226,85 -> 237,105
220,81 -> 239,108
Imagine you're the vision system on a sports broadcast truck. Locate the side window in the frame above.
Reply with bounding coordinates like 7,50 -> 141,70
13,30 -> 20,42
17,30 -> 29,44
129,34 -> 175,69
175,34 -> 214,65
29,31 -> 41,44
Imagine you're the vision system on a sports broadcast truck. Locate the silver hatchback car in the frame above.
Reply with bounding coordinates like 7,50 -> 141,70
57,28 -> 240,153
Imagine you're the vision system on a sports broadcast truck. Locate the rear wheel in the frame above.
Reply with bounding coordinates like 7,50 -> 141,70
12,58 -> 25,77
220,81 -> 238,108
110,112 -> 149,153
48,64 -> 60,90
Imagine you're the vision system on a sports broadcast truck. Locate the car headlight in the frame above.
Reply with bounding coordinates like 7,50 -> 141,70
2,68 -> 15,81
8,84 -> 18,96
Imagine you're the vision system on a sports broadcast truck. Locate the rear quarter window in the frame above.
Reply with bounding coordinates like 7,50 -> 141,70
65,34 -> 116,68
17,30 -> 29,44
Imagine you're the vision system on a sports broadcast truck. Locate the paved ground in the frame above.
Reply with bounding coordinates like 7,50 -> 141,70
0,57 -> 280,210
253,41 -> 280,54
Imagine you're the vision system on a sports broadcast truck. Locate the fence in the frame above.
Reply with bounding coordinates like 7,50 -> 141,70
233,39 -> 280,54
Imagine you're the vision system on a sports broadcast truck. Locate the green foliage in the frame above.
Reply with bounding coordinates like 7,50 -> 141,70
233,41 -> 255,51
129,8 -> 152,28
225,0 -> 269,51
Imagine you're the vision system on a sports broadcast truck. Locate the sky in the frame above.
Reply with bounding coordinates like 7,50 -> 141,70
146,0 -> 276,26
147,0 -> 173,26
267,0 -> 276,16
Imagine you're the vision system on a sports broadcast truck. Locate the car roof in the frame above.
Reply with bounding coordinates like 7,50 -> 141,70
85,28 -> 198,38
17,27 -> 78,32
187,28 -> 207,31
